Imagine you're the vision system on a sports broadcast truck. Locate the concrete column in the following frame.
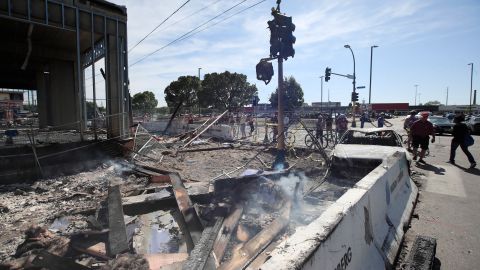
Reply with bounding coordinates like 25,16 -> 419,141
106,34 -> 122,138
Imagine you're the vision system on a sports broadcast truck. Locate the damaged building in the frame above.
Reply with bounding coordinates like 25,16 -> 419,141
0,1 -> 419,270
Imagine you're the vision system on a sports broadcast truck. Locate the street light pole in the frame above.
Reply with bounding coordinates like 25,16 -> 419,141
319,75 -> 324,112
468,63 -> 473,114
414,84 -> 418,106
344,44 -> 356,127
368,45 -> 378,105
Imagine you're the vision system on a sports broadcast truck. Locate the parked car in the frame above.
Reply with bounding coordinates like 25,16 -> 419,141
467,116 -> 480,134
428,116 -> 454,135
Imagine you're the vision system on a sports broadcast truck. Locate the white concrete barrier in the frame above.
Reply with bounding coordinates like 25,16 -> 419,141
141,120 -> 234,141
261,152 -> 417,270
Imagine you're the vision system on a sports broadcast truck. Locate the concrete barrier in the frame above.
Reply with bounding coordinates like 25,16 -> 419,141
141,120 -> 234,141
261,151 -> 417,270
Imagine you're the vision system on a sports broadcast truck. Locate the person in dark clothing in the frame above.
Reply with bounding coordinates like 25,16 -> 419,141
449,115 -> 476,168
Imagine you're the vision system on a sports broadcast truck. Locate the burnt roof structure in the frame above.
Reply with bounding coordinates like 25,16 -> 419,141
0,0 -> 130,138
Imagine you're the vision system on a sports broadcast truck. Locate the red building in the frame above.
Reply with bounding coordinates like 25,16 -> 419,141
370,103 -> 409,113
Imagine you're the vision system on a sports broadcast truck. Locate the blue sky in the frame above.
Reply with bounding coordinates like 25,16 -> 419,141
107,0 -> 480,107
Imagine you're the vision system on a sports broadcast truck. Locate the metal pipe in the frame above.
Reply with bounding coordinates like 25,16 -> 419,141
76,8 -> 85,140
91,12 -> 98,141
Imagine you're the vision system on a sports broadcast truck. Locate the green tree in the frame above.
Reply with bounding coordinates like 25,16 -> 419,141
269,76 -> 304,111
164,76 -> 201,108
86,101 -> 106,119
132,91 -> 158,113
198,71 -> 258,110
424,100 -> 443,106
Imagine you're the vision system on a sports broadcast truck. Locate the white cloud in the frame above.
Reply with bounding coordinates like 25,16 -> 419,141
107,0 -> 479,106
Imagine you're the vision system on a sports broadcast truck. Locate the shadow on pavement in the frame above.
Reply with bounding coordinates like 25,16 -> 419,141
415,163 -> 446,175
453,164 -> 480,176
433,257 -> 442,270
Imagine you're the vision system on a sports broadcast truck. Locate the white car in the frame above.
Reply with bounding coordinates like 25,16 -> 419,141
331,128 -> 412,177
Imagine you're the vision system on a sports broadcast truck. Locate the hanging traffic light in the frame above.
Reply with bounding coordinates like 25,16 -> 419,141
273,12 -> 295,60
351,91 -> 359,102
325,67 -> 331,82
256,60 -> 274,85
268,19 -> 281,58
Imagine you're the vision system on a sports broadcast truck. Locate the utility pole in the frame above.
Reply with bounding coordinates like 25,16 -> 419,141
468,63 -> 473,114
319,75 -> 324,112
368,45 -> 378,104
198,67 -> 201,80
344,44 -> 357,127
414,84 -> 418,106
446,87 -> 449,106
255,0 -> 295,169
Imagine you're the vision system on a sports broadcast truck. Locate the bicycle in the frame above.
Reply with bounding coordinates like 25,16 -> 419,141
266,124 -> 296,146
304,129 -> 337,149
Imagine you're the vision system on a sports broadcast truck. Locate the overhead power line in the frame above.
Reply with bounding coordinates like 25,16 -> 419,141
176,0 -> 267,44
128,0 -> 192,53
129,0 -> 250,67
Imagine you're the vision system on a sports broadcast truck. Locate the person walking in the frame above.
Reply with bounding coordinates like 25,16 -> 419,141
336,114 -> 348,138
316,113 -> 325,144
325,113 -> 333,141
449,115 -> 476,168
410,111 -> 435,164
377,112 -> 392,128
403,110 -> 417,151
239,113 -> 247,139
360,112 -> 368,128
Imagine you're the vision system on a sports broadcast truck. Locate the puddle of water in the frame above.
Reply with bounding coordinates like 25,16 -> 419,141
133,209 -> 187,254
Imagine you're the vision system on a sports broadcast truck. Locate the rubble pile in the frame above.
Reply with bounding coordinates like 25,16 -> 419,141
0,121 -> 346,269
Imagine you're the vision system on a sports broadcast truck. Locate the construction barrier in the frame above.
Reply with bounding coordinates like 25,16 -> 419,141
142,120 -> 234,140
262,151 -> 417,270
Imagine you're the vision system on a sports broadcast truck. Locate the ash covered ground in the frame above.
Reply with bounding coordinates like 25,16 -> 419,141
0,140 -> 328,266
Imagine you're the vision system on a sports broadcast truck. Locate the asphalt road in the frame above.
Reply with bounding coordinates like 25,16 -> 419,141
382,117 -> 480,269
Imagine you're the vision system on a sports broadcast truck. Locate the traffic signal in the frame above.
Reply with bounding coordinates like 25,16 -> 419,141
268,19 -> 281,58
273,13 -> 295,60
252,95 -> 259,106
351,91 -> 359,102
325,67 -> 331,82
256,60 -> 274,85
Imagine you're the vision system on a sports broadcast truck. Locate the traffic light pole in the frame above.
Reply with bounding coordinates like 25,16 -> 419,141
277,57 -> 285,151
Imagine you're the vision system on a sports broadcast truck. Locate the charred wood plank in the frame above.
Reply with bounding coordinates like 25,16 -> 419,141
144,253 -> 189,269
219,200 -> 292,270
177,145 -> 234,153
182,218 -> 224,270
107,185 -> 129,256
213,206 -> 244,265
31,251 -> 90,270
170,173 -> 204,250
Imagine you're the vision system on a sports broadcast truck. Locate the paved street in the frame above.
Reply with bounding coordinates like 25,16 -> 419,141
379,117 -> 480,269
